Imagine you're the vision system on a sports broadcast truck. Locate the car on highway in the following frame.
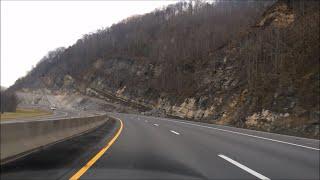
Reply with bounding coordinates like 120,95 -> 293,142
50,106 -> 56,111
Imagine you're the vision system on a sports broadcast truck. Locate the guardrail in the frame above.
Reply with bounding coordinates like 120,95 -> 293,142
0,114 -> 108,164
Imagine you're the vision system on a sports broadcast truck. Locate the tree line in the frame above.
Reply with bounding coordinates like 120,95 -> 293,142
11,0 -> 271,94
1,90 -> 18,113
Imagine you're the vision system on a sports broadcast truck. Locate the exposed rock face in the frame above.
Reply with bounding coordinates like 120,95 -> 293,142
17,89 -> 139,113
63,75 -> 75,88
245,109 -> 319,137
256,1 -> 295,28
246,109 -> 278,129
155,97 -> 215,120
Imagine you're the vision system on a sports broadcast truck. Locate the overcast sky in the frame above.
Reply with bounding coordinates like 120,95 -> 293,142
1,1 -> 177,87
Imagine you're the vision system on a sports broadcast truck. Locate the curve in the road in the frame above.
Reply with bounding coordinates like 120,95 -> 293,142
70,117 -> 123,180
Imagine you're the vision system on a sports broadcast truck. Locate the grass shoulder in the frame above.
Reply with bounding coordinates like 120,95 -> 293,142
0,108 -> 52,120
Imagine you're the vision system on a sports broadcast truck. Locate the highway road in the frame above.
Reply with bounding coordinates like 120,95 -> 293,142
1,113 -> 319,179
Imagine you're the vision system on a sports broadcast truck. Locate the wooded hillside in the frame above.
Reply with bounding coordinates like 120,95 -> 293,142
11,0 -> 320,138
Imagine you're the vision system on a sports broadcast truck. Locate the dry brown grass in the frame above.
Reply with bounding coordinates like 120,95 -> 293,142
0,108 -> 52,120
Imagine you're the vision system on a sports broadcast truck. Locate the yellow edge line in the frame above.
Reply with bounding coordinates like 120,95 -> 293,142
69,118 -> 123,180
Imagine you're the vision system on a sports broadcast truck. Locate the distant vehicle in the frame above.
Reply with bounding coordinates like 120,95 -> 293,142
50,106 -> 56,111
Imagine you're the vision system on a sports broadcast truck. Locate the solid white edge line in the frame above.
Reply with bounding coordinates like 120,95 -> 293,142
218,154 -> 270,180
161,119 -> 320,151
170,130 -> 180,135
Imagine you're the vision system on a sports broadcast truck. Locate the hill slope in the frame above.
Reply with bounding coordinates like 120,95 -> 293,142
10,0 -> 319,138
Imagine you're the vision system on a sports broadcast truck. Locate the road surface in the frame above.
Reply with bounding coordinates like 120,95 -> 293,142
1,113 -> 319,179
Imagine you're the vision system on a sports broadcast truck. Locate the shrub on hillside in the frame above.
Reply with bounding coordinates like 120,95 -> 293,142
0,90 -> 18,113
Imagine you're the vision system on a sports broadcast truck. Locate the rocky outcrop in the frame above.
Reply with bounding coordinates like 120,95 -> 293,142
256,0 -> 295,28
245,109 -> 319,137
155,97 -> 215,120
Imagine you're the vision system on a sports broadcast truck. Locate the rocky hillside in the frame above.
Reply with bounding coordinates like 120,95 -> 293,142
10,1 -> 319,138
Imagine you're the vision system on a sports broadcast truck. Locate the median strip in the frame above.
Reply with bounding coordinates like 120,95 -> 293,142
218,154 -> 270,180
0,108 -> 52,121
69,117 -> 123,180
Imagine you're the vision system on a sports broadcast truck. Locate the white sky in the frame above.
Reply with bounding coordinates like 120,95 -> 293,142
1,1 -> 177,87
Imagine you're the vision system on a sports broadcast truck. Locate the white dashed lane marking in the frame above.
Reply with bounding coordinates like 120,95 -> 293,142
170,130 -> 180,135
218,154 -> 270,180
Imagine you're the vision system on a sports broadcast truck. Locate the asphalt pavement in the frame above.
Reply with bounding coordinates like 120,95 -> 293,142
1,113 -> 319,179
